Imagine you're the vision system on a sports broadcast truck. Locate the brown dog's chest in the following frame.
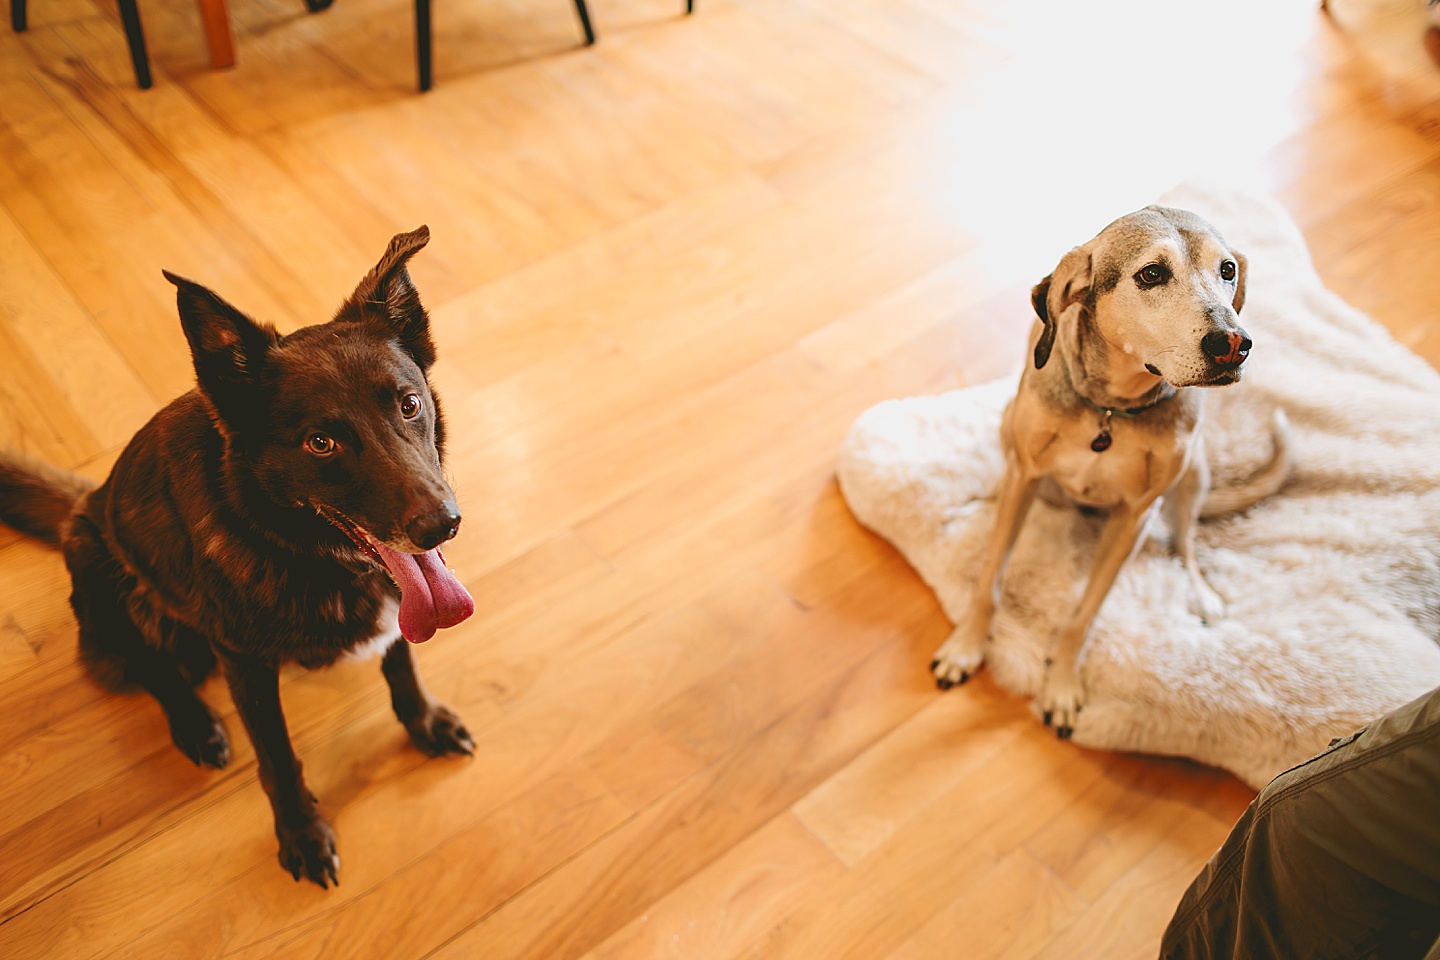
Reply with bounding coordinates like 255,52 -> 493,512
103,509 -> 402,665
272,571 -> 403,666
205,557 -> 401,665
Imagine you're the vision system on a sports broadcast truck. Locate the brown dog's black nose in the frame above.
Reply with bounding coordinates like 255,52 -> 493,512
1202,328 -> 1251,367
407,504 -> 461,551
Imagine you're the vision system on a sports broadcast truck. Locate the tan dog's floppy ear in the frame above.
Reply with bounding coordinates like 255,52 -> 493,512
1031,247 -> 1091,369
1030,275 -> 1057,369
1230,249 -> 1248,315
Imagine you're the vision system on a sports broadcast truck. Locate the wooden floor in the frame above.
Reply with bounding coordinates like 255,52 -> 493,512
3,0 -> 1440,956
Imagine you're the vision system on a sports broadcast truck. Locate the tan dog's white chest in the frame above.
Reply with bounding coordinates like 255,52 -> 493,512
1012,407 -> 1188,510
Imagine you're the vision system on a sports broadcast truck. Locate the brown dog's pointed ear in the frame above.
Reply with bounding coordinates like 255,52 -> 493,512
165,270 -> 280,428
1030,247 -> 1091,369
339,226 -> 436,369
1230,249 -> 1248,315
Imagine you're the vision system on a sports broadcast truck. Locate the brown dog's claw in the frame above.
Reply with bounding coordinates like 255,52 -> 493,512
277,816 -> 339,889
406,703 -> 475,757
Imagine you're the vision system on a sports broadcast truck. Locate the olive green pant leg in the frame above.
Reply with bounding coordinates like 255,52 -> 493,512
1159,683 -> 1440,960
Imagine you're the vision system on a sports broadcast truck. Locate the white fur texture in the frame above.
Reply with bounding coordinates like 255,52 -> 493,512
342,597 -> 401,661
837,184 -> 1440,788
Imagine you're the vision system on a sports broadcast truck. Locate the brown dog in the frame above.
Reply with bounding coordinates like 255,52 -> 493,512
0,227 -> 474,887
931,206 -> 1290,736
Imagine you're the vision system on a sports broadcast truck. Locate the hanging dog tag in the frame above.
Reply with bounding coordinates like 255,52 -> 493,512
1091,408 -> 1114,452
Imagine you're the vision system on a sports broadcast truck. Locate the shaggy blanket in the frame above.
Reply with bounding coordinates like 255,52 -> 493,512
837,184 -> 1440,788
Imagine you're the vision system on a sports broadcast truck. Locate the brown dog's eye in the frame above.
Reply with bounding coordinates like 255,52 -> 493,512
1220,260 -> 1237,282
306,433 -> 336,456
1136,263 -> 1169,287
400,393 -> 422,420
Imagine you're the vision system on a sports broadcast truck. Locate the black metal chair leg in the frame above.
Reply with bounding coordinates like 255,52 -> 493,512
303,0 -> 334,11
11,0 -> 26,32
686,0 -> 694,13
573,0 -> 595,46
415,0 -> 432,91
116,0 -> 152,89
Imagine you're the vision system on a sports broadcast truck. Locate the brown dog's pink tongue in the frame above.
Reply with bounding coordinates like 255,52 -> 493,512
374,543 -> 475,643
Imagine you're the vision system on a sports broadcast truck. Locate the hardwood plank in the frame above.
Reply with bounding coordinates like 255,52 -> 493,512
0,321 -> 100,467
1023,807 -> 1237,960
1021,758 -> 1253,904
792,687 -> 1034,869
577,813 -> 845,960
139,766 -> 632,960
424,638 -> 937,960
733,732 -> 1114,960
3,2 -> 1437,958
0,204 -> 157,451
883,849 -> 1089,960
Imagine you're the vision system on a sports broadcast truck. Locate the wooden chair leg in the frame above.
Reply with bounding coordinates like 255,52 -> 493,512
416,0 -> 432,91
196,0 -> 235,68
573,0 -> 595,45
11,0 -> 26,32
116,0 -> 153,88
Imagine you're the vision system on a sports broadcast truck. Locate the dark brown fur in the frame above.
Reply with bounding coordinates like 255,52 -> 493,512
0,227 -> 473,888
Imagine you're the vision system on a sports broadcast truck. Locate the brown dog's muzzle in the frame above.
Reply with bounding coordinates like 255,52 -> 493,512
1201,327 -> 1251,368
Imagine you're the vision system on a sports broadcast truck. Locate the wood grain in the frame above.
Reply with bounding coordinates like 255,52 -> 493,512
2,1 -> 1438,958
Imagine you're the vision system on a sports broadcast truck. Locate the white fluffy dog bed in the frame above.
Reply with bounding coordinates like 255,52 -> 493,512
838,184 -> 1440,788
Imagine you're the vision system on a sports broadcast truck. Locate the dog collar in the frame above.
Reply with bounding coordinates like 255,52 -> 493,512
1079,384 -> 1178,452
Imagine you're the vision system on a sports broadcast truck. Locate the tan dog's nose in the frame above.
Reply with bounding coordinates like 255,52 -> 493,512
1202,328 -> 1251,367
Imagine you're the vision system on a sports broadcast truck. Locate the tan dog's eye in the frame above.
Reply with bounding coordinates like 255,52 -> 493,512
400,393 -> 422,419
1136,263 -> 1169,287
306,433 -> 337,456
1220,260 -> 1237,282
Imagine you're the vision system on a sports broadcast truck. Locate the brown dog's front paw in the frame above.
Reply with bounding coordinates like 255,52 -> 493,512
169,705 -> 231,770
405,703 -> 474,757
277,817 -> 340,888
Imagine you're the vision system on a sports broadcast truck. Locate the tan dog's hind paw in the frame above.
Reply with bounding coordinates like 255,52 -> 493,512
931,626 -> 985,690
1037,667 -> 1085,739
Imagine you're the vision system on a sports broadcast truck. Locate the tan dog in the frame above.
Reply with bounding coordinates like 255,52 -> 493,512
931,206 -> 1290,736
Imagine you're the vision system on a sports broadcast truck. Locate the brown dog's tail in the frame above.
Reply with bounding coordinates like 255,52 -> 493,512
1200,408 -> 1292,520
0,450 -> 95,548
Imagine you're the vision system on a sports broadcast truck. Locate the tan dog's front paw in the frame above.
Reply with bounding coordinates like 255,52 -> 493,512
1190,581 -> 1226,625
931,625 -> 986,690
1037,665 -> 1085,739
